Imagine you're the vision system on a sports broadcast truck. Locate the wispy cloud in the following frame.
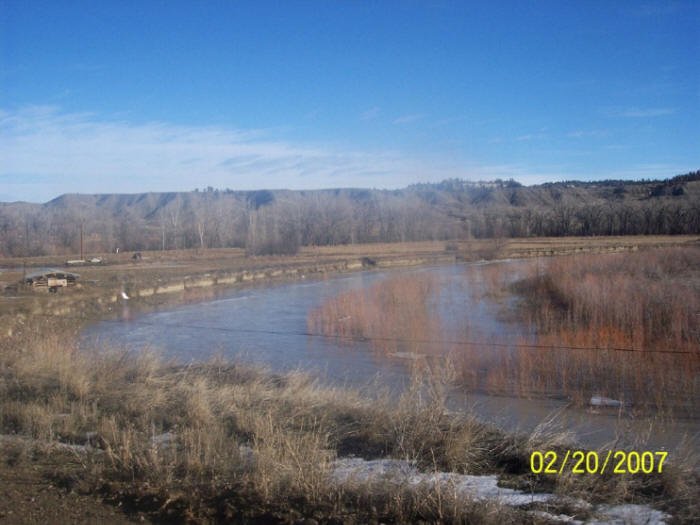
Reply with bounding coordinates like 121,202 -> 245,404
3,106 -> 671,203
68,62 -> 105,73
626,2 -> 683,18
583,164 -> 688,180
0,106 -> 482,202
458,163 -> 570,185
610,107 -> 676,118
566,129 -> 609,139
303,109 -> 320,120
515,133 -> 547,142
359,106 -> 381,121
393,113 -> 426,125
430,116 -> 469,128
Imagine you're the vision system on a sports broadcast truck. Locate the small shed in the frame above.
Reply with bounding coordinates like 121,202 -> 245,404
24,270 -> 80,292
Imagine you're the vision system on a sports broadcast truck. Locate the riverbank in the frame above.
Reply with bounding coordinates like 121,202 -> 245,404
0,241 -> 454,327
2,236 -> 698,328
1,318 -> 698,523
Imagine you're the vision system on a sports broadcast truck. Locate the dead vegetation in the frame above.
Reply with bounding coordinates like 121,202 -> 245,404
307,246 -> 700,415
1,315 -> 697,522
307,274 -> 443,356
507,246 -> 700,414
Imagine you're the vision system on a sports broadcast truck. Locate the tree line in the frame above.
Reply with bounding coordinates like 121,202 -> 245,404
1,172 -> 698,257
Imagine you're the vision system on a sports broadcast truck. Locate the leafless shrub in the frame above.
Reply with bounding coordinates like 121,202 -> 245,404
308,273 -> 443,356
501,247 -> 700,414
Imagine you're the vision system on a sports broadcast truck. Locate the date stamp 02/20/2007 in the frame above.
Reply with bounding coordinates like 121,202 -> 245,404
530,450 -> 668,475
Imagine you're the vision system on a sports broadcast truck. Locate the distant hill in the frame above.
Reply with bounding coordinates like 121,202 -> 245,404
1,171 -> 698,257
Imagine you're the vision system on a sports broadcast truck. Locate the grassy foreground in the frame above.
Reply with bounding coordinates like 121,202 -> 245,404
1,314 -> 698,523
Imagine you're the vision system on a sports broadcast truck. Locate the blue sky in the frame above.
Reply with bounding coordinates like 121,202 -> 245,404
1,1 -> 698,202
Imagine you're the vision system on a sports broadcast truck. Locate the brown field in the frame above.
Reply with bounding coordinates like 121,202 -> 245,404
0,241 -> 454,321
2,235 -> 698,292
2,235 -> 697,325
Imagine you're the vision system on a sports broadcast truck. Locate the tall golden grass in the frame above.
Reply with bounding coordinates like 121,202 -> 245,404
307,247 -> 699,415
499,247 -> 700,414
307,273 -> 444,356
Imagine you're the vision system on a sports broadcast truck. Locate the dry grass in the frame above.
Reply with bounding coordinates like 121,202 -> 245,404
307,273 -> 444,356
506,247 -> 700,414
0,306 -> 697,522
306,246 -> 700,414
0,317 -> 527,522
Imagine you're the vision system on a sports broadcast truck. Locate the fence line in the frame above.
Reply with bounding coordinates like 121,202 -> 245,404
21,312 -> 699,356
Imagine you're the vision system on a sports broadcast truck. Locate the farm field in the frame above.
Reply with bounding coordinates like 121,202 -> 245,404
3,235 -> 697,312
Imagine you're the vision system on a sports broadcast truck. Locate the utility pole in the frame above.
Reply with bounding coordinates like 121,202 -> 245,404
22,217 -> 28,289
80,221 -> 84,260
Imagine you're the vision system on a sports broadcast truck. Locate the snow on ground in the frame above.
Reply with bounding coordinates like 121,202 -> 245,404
331,457 -> 671,524
333,457 -> 550,506
590,504 -> 671,525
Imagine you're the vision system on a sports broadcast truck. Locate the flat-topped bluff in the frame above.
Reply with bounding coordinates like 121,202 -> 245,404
1,171 -> 699,257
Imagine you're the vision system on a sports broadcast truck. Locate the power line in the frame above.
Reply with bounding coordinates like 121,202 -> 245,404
26,311 -> 699,356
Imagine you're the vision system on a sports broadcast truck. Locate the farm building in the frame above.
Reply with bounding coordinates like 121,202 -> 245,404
24,270 -> 80,292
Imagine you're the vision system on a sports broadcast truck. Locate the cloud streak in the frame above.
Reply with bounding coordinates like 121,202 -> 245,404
393,113 -> 426,125
566,129 -> 609,139
359,106 -> 381,121
515,133 -> 547,142
611,107 -> 676,118
2,106 -> 658,203
0,106 -> 480,202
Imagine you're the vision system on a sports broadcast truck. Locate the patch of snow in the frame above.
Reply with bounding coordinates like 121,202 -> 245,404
52,442 -> 91,454
590,396 -> 624,408
332,457 -> 550,506
333,458 -> 415,483
389,352 -> 425,360
590,504 -> 671,525
331,458 -> 671,523
529,510 -> 583,523
239,444 -> 255,467
151,432 -> 176,448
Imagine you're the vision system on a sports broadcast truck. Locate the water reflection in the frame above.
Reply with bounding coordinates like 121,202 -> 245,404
82,261 -> 698,451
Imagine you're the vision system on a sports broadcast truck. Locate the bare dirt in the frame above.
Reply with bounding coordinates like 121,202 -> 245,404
0,439 -> 143,524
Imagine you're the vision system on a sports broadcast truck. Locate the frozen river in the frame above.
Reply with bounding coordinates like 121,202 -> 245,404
82,261 -> 699,451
